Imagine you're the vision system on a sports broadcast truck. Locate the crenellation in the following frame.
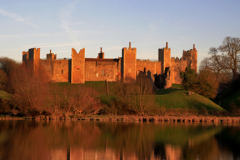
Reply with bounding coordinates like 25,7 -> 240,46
21,42 -> 197,88
22,51 -> 29,62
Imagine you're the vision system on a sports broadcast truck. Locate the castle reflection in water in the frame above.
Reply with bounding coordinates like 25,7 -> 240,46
0,121 -> 239,160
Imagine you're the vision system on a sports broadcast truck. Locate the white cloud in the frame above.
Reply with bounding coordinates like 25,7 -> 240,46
22,40 -> 98,49
0,8 -> 37,28
0,33 -> 52,38
59,0 -> 80,42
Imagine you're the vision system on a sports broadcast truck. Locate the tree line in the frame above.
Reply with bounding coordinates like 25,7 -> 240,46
0,36 -> 240,116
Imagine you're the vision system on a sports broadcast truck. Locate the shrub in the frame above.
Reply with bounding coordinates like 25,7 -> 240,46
10,63 -> 49,115
181,67 -> 219,99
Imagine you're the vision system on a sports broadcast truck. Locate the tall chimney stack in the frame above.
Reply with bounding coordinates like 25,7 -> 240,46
166,42 -> 168,49
129,42 -> 131,48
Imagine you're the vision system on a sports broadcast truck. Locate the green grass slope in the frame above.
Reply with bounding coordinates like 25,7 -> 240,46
0,90 -> 11,100
155,89 -> 224,111
53,82 -> 225,112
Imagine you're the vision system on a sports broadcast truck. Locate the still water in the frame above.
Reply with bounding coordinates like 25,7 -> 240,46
0,121 -> 239,160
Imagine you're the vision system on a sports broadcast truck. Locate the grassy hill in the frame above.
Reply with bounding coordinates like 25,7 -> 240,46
0,90 -> 11,100
155,89 -> 224,111
54,82 -> 224,113
1,82 -> 224,115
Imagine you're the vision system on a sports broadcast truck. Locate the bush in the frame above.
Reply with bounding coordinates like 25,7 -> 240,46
10,63 -> 49,115
47,84 -> 102,116
181,67 -> 219,99
114,74 -> 155,116
0,98 -> 11,113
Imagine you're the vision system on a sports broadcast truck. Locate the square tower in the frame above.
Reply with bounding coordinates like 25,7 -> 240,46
122,42 -> 137,82
158,42 -> 171,74
71,48 -> 85,83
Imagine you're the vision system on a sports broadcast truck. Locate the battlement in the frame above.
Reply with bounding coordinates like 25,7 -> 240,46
21,42 -> 197,85
171,57 -> 185,62
46,50 -> 57,60
182,44 -> 197,58
72,48 -> 85,55
97,47 -> 105,59
22,51 -> 29,61
123,42 -> 137,52
136,59 -> 158,62
159,42 -> 171,52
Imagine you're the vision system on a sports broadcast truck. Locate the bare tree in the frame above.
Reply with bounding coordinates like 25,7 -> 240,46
65,85 -> 102,116
200,48 -> 230,83
0,57 -> 19,92
200,37 -> 240,82
219,37 -> 240,79
127,74 -> 155,115
10,63 -> 49,114
0,69 -> 7,90
47,84 -> 65,116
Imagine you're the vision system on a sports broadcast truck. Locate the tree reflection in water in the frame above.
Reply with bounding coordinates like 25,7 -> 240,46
0,121 -> 239,160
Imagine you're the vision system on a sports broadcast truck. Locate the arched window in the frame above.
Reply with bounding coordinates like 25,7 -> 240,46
101,69 -> 105,76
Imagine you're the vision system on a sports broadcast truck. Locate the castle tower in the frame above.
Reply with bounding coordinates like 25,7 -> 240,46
71,48 -> 85,83
191,44 -> 198,73
97,47 -> 105,59
28,48 -> 40,70
122,42 -> 136,82
46,50 -> 57,60
22,51 -> 29,62
158,42 -> 171,74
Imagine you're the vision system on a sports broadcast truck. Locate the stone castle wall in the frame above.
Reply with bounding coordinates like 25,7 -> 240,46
122,42 -> 136,82
85,59 -> 121,81
22,42 -> 197,88
136,59 -> 161,80
71,48 -> 85,84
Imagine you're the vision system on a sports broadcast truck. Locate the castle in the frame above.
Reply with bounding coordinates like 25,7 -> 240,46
22,42 -> 197,88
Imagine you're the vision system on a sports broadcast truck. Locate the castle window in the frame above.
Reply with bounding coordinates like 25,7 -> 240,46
77,68 -> 79,71
96,73 -> 98,77
101,69 -> 105,76
107,74 -> 109,77
61,69 -> 63,74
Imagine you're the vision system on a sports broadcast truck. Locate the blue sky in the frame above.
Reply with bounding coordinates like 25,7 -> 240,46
0,0 -> 240,69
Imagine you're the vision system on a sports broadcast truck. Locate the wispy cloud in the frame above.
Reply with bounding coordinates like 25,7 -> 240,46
0,8 -> 37,28
22,40 -> 98,49
0,33 -> 52,38
59,0 -> 80,42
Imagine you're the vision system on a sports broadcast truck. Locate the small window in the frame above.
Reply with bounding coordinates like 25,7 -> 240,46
77,68 -> 79,71
107,74 -> 109,77
61,69 -> 63,74
86,73 -> 88,77
101,69 -> 105,76
96,73 -> 98,77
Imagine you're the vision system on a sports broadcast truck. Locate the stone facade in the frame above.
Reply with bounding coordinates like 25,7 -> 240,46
22,42 -> 197,88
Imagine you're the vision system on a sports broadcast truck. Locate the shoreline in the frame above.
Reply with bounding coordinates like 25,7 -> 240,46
0,115 -> 240,124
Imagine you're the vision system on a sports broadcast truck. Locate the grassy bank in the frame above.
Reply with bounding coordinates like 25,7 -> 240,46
0,82 -> 226,116
100,88 -> 224,115
0,90 -> 11,100
155,89 -> 224,111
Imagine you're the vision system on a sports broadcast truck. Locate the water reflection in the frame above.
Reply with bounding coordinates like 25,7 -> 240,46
0,121 -> 239,160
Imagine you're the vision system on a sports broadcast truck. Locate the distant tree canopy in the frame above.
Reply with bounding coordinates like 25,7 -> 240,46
181,67 -> 219,99
200,36 -> 240,82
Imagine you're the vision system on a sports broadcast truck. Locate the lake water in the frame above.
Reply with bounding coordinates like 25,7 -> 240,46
0,121 -> 239,160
